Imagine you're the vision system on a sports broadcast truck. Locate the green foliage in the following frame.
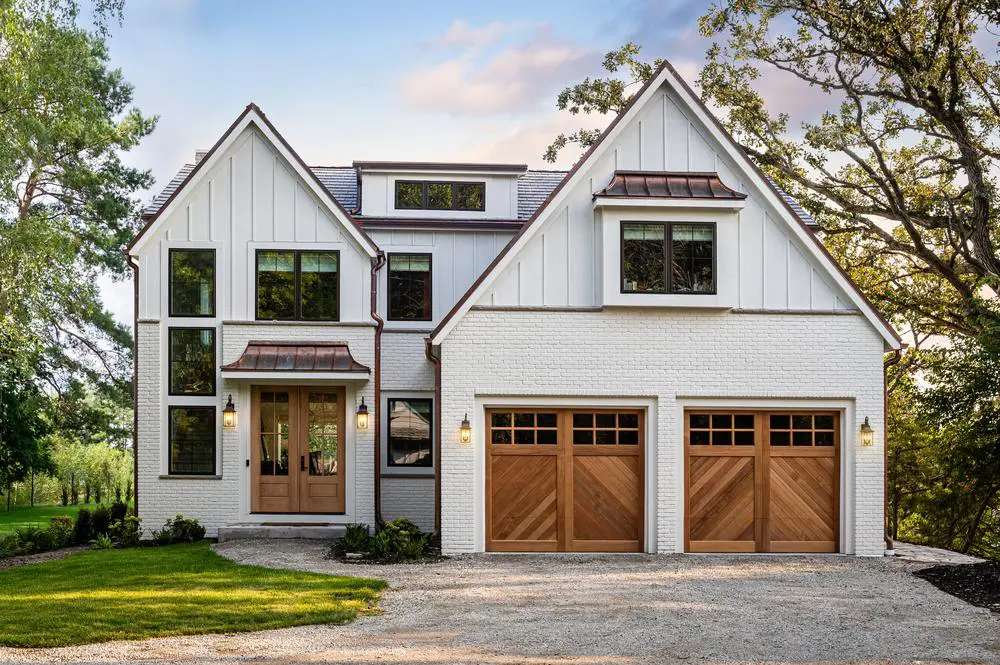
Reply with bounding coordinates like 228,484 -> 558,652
91,533 -> 113,550
73,507 -> 91,544
544,43 -> 663,163
367,531 -> 393,560
0,368 -> 53,492
151,515 -> 206,545
91,506 -> 111,537
109,500 -> 127,524
340,523 -> 371,553
698,0 -> 1000,339
109,515 -> 140,547
0,542 -> 386,647
0,515 -> 74,557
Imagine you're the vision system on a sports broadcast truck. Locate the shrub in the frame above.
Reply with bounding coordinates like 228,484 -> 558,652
92,534 -> 114,549
110,501 -> 128,524
92,506 -> 112,537
110,515 -> 142,547
74,508 -> 93,545
368,530 -> 393,560
380,518 -> 430,561
340,523 -> 370,554
152,515 -> 206,545
49,517 -> 74,548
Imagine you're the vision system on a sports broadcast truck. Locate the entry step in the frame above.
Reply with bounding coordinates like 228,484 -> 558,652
217,523 -> 347,543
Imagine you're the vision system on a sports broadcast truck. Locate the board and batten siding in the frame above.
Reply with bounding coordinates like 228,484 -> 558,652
135,127 -> 372,323
479,84 -> 853,312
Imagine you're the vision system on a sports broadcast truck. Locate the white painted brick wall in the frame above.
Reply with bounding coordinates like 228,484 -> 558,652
439,309 -> 887,556
381,331 -> 434,391
381,476 -> 435,531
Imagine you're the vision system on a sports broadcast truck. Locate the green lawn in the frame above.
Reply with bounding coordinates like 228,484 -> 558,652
0,504 -> 93,536
0,542 -> 386,647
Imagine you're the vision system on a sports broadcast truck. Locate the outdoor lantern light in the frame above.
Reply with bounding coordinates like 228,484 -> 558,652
222,394 -> 237,432
860,416 -> 874,446
460,413 -> 472,444
356,397 -> 370,431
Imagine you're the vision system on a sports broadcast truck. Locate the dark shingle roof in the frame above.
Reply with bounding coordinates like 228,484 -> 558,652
517,171 -> 567,220
764,175 -> 817,227
312,166 -> 357,211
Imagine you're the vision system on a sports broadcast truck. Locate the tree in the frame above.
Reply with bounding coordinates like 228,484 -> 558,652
697,0 -> 1000,340
0,0 -> 155,395
0,369 -> 52,508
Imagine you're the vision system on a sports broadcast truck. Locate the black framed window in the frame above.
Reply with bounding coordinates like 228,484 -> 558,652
168,406 -> 216,475
255,250 -> 339,321
168,327 -> 216,396
621,222 -> 715,294
387,398 -> 433,467
388,253 -> 432,321
169,249 -> 215,317
393,181 -> 485,211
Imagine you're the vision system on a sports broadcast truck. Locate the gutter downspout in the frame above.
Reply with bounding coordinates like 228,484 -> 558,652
126,253 -> 139,518
425,339 -> 442,539
370,251 -> 386,528
884,347 -> 903,554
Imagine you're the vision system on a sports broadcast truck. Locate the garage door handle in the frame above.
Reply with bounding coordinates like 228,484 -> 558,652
300,455 -> 305,472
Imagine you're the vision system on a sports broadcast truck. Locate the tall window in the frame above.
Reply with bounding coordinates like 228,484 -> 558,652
387,398 -> 433,467
169,249 -> 215,317
388,254 -> 432,321
621,222 -> 715,294
168,328 -> 216,396
169,406 -> 216,475
394,181 -> 485,211
256,250 -> 339,320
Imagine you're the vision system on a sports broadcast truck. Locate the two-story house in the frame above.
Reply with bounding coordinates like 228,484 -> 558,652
129,61 -> 901,556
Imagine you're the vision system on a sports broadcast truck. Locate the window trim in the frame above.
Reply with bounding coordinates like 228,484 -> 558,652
393,180 -> 486,212
254,249 -> 341,322
386,397 -> 434,469
168,248 -> 216,318
620,221 -> 717,296
167,326 -> 217,397
167,405 -> 217,476
387,252 -> 433,322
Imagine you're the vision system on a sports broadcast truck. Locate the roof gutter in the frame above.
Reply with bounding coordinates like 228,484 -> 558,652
370,251 -> 386,528
424,338 -> 442,539
126,252 -> 139,518
884,347 -> 903,554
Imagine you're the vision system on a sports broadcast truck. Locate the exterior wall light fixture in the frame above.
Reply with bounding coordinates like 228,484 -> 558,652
222,394 -> 237,432
356,397 -> 370,431
860,416 -> 874,446
460,413 -> 472,445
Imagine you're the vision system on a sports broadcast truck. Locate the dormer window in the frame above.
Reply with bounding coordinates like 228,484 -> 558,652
394,180 -> 485,212
621,222 -> 715,294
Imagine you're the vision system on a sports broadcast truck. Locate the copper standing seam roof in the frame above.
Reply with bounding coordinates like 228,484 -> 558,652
220,341 -> 370,373
595,171 -> 748,200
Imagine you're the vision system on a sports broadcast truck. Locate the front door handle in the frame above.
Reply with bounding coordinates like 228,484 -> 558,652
300,455 -> 306,472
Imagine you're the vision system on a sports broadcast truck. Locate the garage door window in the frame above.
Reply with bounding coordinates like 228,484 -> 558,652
688,412 -> 755,446
490,411 -> 558,445
572,412 -> 640,445
769,413 -> 836,447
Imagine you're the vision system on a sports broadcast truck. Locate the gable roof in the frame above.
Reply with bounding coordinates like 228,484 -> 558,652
127,104 -> 378,257
429,60 -> 901,349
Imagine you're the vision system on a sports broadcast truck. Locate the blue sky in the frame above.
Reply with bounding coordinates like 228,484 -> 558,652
98,0 -> 718,322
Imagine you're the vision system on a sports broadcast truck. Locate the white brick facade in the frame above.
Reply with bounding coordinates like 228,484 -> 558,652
438,308 -> 887,556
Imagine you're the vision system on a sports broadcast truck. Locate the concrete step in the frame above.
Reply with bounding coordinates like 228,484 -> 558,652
217,523 -> 347,543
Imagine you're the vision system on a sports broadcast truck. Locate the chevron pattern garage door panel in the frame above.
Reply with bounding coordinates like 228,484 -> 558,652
488,455 -> 558,551
769,456 -> 836,552
572,455 -> 641,551
688,456 -> 756,552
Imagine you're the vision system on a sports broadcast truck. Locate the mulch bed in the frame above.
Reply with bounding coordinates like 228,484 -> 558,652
914,560 -> 1000,614
0,545 -> 86,570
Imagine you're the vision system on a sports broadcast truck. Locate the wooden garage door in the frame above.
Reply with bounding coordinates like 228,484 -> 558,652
685,410 -> 839,553
487,409 -> 643,552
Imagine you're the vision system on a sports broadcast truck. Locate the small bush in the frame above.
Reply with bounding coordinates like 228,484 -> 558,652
110,515 -> 142,547
92,506 -> 112,537
49,517 -> 74,548
368,530 -> 393,560
110,501 -> 128,524
92,534 -> 114,550
341,523 -> 370,553
152,515 -> 206,545
0,519 -> 76,559
74,508 -> 93,545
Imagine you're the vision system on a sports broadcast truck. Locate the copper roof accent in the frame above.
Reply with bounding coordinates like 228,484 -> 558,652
595,171 -> 748,200
221,341 -> 370,373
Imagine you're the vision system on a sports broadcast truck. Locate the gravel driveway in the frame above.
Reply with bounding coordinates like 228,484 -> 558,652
3,540 -> 999,664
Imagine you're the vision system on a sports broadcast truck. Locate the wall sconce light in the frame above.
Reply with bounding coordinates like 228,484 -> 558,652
222,394 -> 237,432
860,416 -> 874,446
460,413 -> 472,445
356,397 -> 370,431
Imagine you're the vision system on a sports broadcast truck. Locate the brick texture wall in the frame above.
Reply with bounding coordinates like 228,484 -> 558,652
439,309 -> 887,556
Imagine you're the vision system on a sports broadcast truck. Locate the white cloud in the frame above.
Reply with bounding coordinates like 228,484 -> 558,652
457,112 -> 606,170
402,23 -> 597,116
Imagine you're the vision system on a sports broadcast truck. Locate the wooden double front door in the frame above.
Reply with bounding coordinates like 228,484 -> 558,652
251,386 -> 346,514
486,408 -> 644,552
685,410 -> 840,553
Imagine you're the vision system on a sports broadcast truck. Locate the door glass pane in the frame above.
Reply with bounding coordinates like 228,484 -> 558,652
259,391 -> 289,476
307,392 -> 339,475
